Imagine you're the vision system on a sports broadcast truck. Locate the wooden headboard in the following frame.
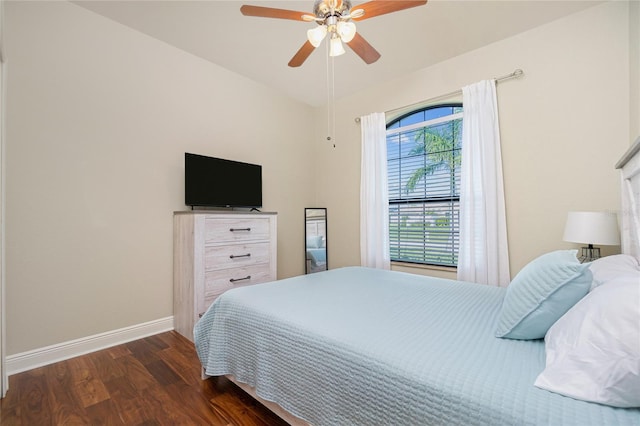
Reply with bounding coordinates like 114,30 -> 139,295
616,136 -> 640,258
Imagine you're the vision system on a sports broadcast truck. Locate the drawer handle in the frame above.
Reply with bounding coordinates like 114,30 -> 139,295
230,275 -> 251,283
230,253 -> 251,259
230,227 -> 251,232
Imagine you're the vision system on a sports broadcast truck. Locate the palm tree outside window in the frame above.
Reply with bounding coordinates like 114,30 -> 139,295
386,104 -> 462,267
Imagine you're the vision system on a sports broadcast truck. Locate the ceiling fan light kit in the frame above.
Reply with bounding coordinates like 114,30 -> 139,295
329,34 -> 346,57
336,21 -> 357,42
307,25 -> 328,47
306,12 -> 354,54
240,0 -> 428,67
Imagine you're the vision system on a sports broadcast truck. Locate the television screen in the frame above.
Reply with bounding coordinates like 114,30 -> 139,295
185,153 -> 262,208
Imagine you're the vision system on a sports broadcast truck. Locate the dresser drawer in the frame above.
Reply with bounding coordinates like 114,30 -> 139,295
202,264 -> 274,313
205,242 -> 270,271
205,217 -> 271,243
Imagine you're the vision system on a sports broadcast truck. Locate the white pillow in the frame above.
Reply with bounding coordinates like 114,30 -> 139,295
588,254 -> 640,291
534,275 -> 640,407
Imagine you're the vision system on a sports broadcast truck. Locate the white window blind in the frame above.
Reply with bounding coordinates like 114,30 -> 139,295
387,105 -> 462,267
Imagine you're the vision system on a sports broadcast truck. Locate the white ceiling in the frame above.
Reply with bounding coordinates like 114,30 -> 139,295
73,0 -> 603,107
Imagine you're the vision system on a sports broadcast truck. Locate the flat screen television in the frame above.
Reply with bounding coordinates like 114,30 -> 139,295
185,153 -> 262,208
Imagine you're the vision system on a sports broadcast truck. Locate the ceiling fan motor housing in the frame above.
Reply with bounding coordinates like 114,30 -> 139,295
313,0 -> 352,19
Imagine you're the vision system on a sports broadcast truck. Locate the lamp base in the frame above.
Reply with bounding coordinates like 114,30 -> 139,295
578,245 -> 600,263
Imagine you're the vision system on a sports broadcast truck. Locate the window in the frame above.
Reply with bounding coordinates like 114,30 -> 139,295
386,104 -> 462,267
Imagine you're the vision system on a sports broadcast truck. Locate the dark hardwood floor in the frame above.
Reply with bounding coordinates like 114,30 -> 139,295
0,331 -> 290,425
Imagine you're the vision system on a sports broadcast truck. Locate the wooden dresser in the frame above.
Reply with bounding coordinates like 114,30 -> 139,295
173,211 -> 277,341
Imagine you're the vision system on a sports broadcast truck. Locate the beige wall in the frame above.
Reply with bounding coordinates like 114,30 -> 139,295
5,1 -> 315,355
314,1 -> 631,279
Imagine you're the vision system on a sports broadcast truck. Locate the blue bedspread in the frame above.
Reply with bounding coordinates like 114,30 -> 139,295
194,267 -> 640,425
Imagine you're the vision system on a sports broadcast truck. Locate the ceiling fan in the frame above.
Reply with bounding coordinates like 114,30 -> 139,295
240,0 -> 428,67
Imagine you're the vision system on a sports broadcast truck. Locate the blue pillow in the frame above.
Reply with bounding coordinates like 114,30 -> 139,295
306,235 -> 323,249
496,250 -> 592,340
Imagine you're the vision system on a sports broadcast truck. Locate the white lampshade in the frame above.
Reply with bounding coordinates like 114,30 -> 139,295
307,25 -> 328,48
336,21 -> 356,43
329,36 -> 345,57
563,211 -> 621,246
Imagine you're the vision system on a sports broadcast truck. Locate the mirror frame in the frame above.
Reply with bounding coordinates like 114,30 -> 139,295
304,208 -> 328,274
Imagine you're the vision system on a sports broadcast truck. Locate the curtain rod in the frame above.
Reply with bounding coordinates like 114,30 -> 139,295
354,68 -> 524,123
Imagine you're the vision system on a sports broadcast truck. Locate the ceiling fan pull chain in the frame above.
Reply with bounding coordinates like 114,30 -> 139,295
325,46 -> 337,149
331,55 -> 336,148
326,39 -> 332,145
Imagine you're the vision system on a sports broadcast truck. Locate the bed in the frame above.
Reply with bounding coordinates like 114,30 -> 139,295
194,139 -> 640,425
306,235 -> 327,273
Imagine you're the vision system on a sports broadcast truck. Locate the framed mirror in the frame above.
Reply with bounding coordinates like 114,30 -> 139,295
305,208 -> 327,274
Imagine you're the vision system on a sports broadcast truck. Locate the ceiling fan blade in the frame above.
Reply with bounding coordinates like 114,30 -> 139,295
347,33 -> 381,64
288,41 -> 316,67
240,5 -> 309,21
351,0 -> 427,21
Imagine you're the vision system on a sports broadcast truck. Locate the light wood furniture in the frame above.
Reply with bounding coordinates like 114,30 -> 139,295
173,211 -> 277,341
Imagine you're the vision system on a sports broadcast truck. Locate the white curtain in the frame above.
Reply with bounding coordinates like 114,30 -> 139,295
360,112 -> 390,269
457,80 -> 510,287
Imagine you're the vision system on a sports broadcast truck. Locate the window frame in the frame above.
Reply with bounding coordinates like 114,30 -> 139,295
386,103 -> 463,268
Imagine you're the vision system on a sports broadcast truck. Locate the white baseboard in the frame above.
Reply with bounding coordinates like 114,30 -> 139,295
6,316 -> 174,376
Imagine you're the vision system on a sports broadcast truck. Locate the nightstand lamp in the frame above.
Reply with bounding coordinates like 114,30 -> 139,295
563,211 -> 620,263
